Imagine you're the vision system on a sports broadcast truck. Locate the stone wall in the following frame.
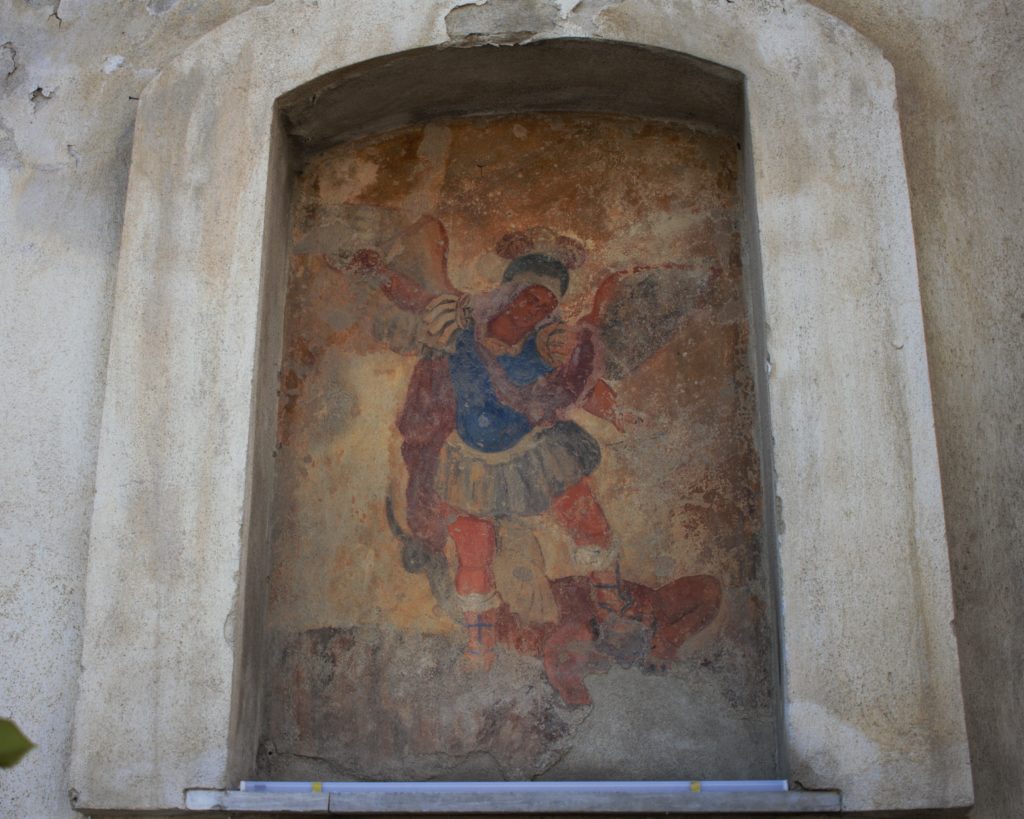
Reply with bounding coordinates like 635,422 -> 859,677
0,1 -> 1019,816
810,4 -> 1024,817
0,3 -> 271,817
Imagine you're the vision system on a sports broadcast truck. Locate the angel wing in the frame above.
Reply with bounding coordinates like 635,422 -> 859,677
293,207 -> 454,297
295,212 -> 459,355
292,202 -> 404,257
586,260 -> 720,381
381,215 -> 456,296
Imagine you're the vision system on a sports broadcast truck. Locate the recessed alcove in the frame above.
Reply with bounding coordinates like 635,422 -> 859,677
70,3 -> 971,814
249,35 -> 779,781
234,39 -> 783,787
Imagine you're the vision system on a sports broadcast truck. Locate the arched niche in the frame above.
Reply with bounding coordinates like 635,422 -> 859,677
264,43 -> 773,786
70,1 -> 971,814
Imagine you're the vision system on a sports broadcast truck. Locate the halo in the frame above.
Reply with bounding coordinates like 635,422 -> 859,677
496,227 -> 586,270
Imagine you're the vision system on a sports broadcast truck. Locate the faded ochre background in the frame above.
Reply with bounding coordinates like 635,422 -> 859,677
272,115 -> 761,632
262,114 -> 775,779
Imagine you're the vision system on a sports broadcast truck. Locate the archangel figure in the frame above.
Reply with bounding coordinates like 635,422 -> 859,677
318,219 -> 722,705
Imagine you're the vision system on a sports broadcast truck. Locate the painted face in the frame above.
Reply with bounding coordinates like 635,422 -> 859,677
486,284 -> 558,346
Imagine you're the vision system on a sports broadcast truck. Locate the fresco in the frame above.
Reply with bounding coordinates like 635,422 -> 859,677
259,114 -> 777,781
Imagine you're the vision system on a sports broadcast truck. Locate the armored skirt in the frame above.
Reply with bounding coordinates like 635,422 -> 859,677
435,420 -> 601,518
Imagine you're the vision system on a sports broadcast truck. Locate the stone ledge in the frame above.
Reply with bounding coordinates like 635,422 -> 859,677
184,786 -> 841,814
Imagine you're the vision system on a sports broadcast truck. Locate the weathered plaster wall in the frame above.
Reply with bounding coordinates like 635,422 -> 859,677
805,5 -> 1024,816
0,3 -> 270,817
0,1 -> 1019,818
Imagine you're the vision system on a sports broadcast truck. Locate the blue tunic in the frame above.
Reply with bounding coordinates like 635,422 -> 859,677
448,329 -> 553,453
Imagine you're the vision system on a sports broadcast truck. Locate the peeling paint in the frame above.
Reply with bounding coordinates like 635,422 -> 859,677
1,42 -> 17,80
445,0 -> 562,45
0,121 -> 21,169
29,85 -> 55,110
101,55 -> 125,74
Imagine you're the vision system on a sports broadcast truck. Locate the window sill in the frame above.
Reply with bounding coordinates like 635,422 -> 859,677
184,785 -> 841,814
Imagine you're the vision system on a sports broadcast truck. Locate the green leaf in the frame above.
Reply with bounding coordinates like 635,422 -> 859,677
0,719 -> 34,768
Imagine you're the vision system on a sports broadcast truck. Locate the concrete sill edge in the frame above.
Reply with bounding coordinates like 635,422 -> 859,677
183,787 -> 843,813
